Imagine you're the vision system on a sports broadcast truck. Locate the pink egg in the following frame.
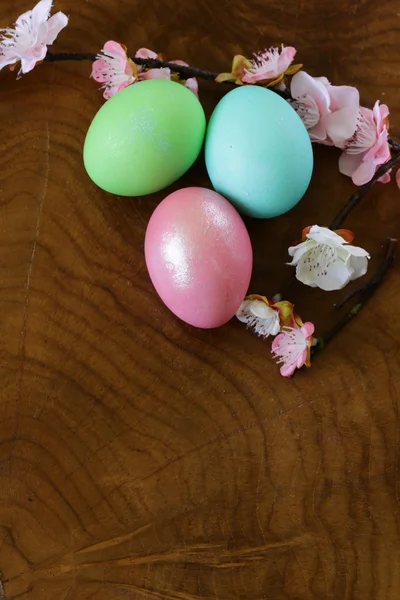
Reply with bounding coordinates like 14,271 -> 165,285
145,187 -> 253,328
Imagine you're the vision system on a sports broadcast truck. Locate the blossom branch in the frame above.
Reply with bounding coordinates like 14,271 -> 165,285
44,50 -> 220,81
273,148 -> 400,299
313,237 -> 397,354
333,237 -> 397,310
329,150 -> 400,230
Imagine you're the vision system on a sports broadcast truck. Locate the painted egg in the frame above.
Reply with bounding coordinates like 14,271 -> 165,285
83,79 -> 206,196
145,187 -> 253,328
205,86 -> 313,218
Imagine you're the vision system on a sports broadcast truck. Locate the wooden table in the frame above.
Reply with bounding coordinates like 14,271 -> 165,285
1,0 -> 400,598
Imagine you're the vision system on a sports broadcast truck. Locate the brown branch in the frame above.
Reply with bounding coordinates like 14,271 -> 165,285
333,237 -> 398,310
44,50 -> 290,97
44,50 -> 220,81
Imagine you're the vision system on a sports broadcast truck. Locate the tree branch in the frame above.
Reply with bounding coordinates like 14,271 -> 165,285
44,50 -> 219,80
329,151 -> 400,230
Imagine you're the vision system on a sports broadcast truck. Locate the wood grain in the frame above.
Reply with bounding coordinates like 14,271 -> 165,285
1,0 -> 400,598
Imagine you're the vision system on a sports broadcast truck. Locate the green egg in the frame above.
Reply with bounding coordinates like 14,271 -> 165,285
83,79 -> 206,196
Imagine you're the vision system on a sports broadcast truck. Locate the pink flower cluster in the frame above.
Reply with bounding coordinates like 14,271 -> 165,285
91,42 -> 198,100
290,71 -> 398,187
236,295 -> 315,377
215,45 -> 397,188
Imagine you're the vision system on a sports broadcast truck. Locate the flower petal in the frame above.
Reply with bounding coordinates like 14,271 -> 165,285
135,47 -> 158,59
290,71 -> 330,116
296,246 -> 352,290
377,171 -> 391,184
351,158 -> 378,186
20,55 -> 39,74
274,300 -> 295,327
335,229 -> 354,244
300,322 -> 315,338
215,72 -> 237,83
325,106 -> 359,147
306,225 -> 347,247
348,255 -> 369,280
344,244 -> 370,258
103,40 -> 127,59
45,11 -> 68,44
277,45 -> 296,72
25,0 -> 52,27
328,84 -> 359,113
280,362 -> 297,377
296,347 -> 308,369
287,238 -> 313,263
236,299 -> 252,322
170,59 -> 188,66
184,77 -> 199,97
140,67 -> 170,79
339,151 -> 364,178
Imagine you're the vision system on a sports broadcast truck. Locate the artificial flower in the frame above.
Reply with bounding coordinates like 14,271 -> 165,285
288,225 -> 370,291
242,45 -> 301,86
135,49 -> 199,96
0,0 -> 68,75
92,41 -> 137,99
272,318 -> 315,377
290,71 -> 360,146
339,101 -> 391,186
236,294 -> 294,338
215,54 -> 252,85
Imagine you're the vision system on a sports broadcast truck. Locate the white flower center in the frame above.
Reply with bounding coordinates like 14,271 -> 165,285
304,243 -> 338,278
237,301 -> 280,338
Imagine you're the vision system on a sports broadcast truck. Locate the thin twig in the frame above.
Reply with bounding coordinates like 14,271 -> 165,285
333,237 -> 398,310
44,50 -> 219,80
312,237 -> 397,354
389,136 -> 400,153
329,151 -> 400,230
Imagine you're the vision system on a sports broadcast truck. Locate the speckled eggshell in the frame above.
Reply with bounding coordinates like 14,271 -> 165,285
83,79 -> 206,196
145,187 -> 253,328
205,86 -> 313,218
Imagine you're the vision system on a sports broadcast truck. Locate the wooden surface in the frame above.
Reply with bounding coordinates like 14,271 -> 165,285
1,0 -> 400,598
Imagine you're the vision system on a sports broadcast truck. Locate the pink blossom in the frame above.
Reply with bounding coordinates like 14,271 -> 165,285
339,101 -> 391,186
135,47 -> 170,80
290,71 -> 360,146
396,169 -> 400,189
170,59 -> 199,97
135,49 -> 199,96
242,45 -> 297,85
0,0 -> 68,75
92,41 -> 137,99
271,320 -> 315,377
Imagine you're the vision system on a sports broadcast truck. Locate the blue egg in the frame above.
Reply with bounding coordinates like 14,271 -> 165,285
205,86 -> 313,219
